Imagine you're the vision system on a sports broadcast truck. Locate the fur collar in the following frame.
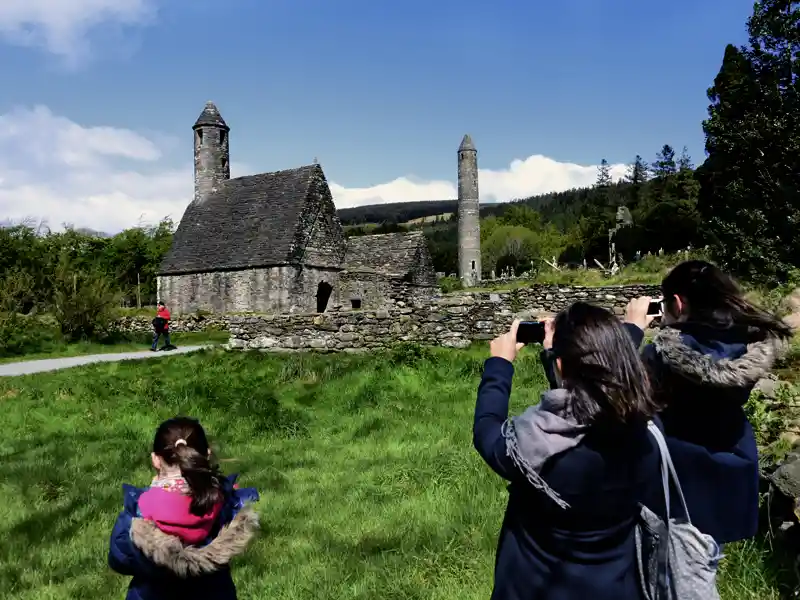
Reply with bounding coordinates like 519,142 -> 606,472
130,506 -> 259,578
652,326 -> 786,387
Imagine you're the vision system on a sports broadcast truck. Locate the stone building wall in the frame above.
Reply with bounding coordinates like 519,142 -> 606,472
338,271 -> 439,310
158,265 -> 341,315
229,284 -> 661,351
292,170 -> 347,268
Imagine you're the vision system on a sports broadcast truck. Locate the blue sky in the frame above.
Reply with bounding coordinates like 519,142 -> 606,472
0,0 -> 753,232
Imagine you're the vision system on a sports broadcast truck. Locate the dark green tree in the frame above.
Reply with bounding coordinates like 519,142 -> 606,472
651,145 -> 677,179
624,155 -> 649,204
596,159 -> 612,188
699,0 -> 800,284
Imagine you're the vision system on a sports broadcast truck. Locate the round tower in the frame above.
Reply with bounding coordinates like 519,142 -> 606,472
457,134 -> 481,286
193,101 -> 230,205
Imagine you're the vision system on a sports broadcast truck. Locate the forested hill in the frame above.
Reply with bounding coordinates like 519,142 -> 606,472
337,200 -> 458,225
334,190 -> 580,225
340,147 -> 707,276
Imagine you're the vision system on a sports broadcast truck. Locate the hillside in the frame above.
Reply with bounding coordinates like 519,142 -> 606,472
338,151 -> 705,276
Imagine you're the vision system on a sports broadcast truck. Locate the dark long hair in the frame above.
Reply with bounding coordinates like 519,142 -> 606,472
153,416 -> 222,516
661,260 -> 792,340
552,302 -> 658,425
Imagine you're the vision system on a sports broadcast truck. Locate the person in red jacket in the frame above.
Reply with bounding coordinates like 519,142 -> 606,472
151,302 -> 171,351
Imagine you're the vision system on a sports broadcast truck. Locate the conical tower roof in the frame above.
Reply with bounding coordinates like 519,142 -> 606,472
459,134 -> 476,151
193,101 -> 229,129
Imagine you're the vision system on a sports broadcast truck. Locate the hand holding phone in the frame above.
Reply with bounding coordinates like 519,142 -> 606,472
647,298 -> 664,318
516,321 -> 546,345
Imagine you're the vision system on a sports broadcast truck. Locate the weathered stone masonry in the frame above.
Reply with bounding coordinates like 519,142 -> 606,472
157,101 -> 439,316
228,284 -> 661,351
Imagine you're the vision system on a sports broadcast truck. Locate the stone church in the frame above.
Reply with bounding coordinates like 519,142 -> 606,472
157,101 -> 448,315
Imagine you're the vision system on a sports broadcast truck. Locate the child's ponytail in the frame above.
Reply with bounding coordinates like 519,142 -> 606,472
153,417 -> 223,517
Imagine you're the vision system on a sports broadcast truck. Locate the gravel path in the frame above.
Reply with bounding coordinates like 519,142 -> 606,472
0,345 -> 213,377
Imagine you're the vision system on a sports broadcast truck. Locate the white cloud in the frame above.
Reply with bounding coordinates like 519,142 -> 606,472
0,105 -> 629,234
329,157 -> 628,209
0,105 -> 189,233
0,0 -> 154,65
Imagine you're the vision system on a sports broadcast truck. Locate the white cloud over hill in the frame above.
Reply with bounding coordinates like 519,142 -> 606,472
0,0 -> 155,65
0,106 -> 627,233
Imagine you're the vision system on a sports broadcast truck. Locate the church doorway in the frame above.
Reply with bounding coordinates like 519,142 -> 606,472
316,282 -> 333,312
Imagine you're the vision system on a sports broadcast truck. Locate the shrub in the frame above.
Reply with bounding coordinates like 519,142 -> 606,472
388,342 -> 434,367
439,276 -> 463,294
49,255 -> 122,341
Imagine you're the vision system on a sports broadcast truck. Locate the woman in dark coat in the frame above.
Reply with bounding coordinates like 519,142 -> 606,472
474,302 -> 662,600
624,260 -> 792,545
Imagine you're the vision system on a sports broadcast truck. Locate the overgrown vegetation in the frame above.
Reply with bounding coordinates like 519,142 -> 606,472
0,219 -> 175,355
0,347 -> 793,599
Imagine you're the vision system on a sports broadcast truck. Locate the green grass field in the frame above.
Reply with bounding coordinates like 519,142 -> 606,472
0,346 -> 795,599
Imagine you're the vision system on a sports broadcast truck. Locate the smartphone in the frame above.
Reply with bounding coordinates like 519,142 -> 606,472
647,298 -> 664,318
516,321 -> 546,345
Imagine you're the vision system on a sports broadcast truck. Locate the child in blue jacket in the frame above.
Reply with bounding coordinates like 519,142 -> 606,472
108,416 -> 260,600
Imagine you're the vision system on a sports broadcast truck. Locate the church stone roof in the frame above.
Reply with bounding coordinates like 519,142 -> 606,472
159,164 -> 324,275
344,231 -> 428,278
193,101 -> 229,130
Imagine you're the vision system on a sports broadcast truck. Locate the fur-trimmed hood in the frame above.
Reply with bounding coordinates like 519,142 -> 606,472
652,326 -> 787,387
130,506 -> 259,578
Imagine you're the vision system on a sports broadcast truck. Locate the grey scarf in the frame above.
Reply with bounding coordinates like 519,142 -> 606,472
501,388 -> 588,509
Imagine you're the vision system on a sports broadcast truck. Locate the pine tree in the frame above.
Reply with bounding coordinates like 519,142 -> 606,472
596,159 -> 612,187
625,155 -> 649,185
651,145 -> 677,178
699,0 -> 800,284
677,146 -> 693,171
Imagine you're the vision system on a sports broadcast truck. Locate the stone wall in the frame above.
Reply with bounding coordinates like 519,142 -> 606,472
229,283 -> 661,351
338,271 -> 439,310
157,266 -> 341,315
113,314 -> 229,334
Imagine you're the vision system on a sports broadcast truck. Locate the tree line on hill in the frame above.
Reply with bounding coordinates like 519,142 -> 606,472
344,144 -> 704,278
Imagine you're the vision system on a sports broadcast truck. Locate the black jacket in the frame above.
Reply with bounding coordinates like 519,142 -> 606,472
474,356 -> 659,600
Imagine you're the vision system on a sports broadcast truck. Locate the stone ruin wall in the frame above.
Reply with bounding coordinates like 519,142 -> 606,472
338,271 -> 439,310
113,284 -> 660,341
228,284 -> 661,351
157,266 -> 341,315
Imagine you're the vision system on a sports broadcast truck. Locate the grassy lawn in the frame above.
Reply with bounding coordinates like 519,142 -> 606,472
0,346 -> 795,599
0,330 -> 229,364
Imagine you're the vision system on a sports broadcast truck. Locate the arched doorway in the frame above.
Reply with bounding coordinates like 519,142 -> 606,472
316,282 -> 333,313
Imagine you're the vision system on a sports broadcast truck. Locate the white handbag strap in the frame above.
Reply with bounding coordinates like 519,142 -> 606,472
647,420 -> 692,524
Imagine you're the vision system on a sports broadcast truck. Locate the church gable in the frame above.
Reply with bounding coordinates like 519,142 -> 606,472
288,165 -> 346,269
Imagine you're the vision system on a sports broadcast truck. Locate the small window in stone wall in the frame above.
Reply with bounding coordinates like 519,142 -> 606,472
222,158 -> 228,172
220,130 -> 227,145
351,298 -> 362,309
471,260 -> 476,270
196,130 -> 203,144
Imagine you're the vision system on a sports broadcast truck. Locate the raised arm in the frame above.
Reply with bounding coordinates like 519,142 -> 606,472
473,356 -> 519,479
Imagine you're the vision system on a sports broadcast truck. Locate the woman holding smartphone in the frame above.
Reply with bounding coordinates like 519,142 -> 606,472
474,302 -> 661,600
625,260 -> 791,546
